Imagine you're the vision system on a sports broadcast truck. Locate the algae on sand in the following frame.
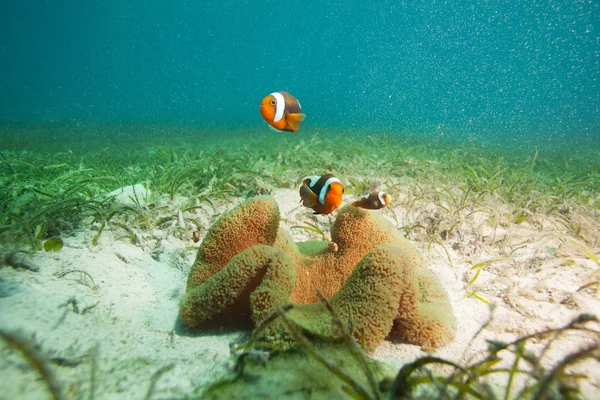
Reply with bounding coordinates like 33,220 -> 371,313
201,341 -> 395,400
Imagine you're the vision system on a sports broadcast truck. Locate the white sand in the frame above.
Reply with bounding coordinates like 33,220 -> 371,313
1,187 -> 599,399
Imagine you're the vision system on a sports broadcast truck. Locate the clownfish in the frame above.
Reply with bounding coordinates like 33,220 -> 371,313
260,91 -> 306,133
351,191 -> 392,210
299,174 -> 344,215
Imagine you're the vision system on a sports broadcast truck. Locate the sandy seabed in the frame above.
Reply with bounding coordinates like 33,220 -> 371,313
1,183 -> 599,399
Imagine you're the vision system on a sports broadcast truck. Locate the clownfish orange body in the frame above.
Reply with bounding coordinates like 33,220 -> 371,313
351,191 -> 392,210
299,174 -> 344,215
260,91 -> 306,133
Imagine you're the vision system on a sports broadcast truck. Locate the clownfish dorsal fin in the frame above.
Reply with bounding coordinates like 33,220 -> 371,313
299,183 -> 319,207
287,113 -> 306,132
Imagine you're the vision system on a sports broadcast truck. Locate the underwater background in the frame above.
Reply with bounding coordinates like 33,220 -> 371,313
1,0 -> 598,150
2,2 -> 600,399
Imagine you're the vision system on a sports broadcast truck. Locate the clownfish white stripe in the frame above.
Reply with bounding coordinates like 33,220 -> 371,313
270,92 -> 285,122
319,177 -> 342,205
378,191 -> 386,205
302,175 -> 321,188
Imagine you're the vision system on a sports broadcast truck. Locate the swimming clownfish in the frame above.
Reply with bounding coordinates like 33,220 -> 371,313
299,174 -> 344,215
351,191 -> 392,210
260,91 -> 306,133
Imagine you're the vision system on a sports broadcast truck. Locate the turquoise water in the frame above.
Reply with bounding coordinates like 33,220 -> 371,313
0,1 -> 598,147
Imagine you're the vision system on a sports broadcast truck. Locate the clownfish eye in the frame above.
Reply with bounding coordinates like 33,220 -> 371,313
270,99 -> 276,105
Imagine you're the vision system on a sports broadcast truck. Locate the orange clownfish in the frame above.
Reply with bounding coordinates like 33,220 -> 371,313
260,91 -> 306,133
299,174 -> 344,215
351,191 -> 392,210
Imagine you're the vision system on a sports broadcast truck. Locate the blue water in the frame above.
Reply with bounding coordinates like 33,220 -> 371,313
0,0 -> 598,144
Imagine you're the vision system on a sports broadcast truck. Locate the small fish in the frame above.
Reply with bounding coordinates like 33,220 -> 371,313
299,174 -> 344,215
351,191 -> 392,210
260,91 -> 306,133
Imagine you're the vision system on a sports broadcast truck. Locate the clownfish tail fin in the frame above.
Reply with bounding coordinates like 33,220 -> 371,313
299,183 -> 319,207
287,113 -> 306,132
